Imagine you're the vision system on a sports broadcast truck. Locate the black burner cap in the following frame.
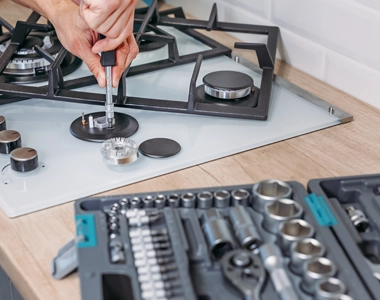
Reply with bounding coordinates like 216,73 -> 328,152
203,71 -> 253,90
139,138 -> 181,158
22,36 -> 43,49
70,112 -> 139,142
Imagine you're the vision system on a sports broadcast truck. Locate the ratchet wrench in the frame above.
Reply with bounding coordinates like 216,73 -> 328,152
221,249 -> 265,300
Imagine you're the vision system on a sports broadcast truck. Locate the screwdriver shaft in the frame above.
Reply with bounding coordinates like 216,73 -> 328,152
105,66 -> 114,128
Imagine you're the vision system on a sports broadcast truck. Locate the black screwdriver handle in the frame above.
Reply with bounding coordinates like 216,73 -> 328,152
99,34 -> 116,67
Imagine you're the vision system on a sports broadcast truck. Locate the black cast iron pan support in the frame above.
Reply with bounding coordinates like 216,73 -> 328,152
0,17 -> 14,36
0,2 -> 279,120
34,45 -> 66,95
0,12 -> 52,74
0,4 -> 231,102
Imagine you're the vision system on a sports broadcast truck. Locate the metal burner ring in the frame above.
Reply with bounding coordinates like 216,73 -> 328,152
101,137 -> 139,165
0,35 -> 56,75
3,55 -> 58,75
204,86 -> 252,99
202,70 -> 254,100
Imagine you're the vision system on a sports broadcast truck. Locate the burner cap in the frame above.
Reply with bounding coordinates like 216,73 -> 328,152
139,138 -> 181,158
203,71 -> 253,99
22,36 -> 43,49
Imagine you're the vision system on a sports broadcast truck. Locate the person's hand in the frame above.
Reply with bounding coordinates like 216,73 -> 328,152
48,1 -> 138,87
73,0 -> 138,54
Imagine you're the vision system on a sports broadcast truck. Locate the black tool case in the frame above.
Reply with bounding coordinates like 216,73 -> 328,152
56,174 -> 380,300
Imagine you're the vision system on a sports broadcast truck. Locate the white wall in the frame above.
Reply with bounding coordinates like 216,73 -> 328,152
164,0 -> 380,109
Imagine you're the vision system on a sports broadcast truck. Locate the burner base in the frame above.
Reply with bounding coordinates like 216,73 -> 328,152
70,112 -> 139,142
196,85 -> 259,108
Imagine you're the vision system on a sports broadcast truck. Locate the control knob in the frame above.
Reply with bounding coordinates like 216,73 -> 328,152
10,147 -> 38,172
0,116 -> 5,131
0,130 -> 21,154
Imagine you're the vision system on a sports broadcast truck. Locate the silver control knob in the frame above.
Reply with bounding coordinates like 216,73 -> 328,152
0,130 -> 21,154
0,116 -> 6,131
10,147 -> 38,172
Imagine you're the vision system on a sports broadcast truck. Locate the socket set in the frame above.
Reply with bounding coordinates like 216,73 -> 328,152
52,176 -> 380,300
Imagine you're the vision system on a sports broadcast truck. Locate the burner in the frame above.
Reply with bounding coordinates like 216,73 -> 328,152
70,112 -> 139,143
0,32 -> 82,83
138,39 -> 167,53
101,137 -> 139,165
203,71 -> 254,99
196,71 -> 258,108
133,24 -> 167,52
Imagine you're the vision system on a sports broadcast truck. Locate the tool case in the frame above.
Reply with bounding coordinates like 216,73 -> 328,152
52,174 -> 380,300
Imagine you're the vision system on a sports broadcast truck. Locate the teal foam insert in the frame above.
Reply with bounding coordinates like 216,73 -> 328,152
304,193 -> 338,227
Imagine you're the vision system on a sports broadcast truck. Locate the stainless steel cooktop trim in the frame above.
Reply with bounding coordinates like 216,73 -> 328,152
231,53 -> 354,124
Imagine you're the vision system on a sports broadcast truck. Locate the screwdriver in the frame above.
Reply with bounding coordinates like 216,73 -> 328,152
100,34 -> 116,129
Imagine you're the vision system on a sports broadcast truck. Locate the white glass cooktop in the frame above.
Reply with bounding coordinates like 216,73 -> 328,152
0,27 -> 341,217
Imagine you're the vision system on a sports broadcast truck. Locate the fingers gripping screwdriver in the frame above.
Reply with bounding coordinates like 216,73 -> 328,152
100,34 -> 116,129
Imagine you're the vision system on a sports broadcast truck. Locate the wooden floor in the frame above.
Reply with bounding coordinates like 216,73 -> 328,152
1,1 -> 380,299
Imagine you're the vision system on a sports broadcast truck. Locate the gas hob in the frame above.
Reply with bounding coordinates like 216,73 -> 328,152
0,4 -> 352,217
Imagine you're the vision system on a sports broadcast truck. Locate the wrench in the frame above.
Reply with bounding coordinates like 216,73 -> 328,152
221,250 -> 265,300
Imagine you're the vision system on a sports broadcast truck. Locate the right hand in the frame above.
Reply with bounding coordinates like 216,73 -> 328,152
49,1 -> 138,87
73,0 -> 138,54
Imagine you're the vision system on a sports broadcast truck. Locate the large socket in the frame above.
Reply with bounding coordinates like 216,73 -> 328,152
290,238 -> 326,275
278,219 -> 315,255
252,179 -> 292,213
201,208 -> 236,260
315,277 -> 347,300
263,199 -> 303,234
302,257 -> 337,295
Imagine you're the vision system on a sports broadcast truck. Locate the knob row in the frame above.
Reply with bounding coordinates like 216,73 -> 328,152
0,116 -> 39,173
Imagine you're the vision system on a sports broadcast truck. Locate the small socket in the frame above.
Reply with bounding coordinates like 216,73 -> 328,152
214,190 -> 231,208
130,197 -> 141,209
231,189 -> 250,206
262,199 -> 303,234
315,277 -> 347,300
197,191 -> 213,209
154,194 -> 166,209
168,193 -> 180,208
302,257 -> 337,294
278,219 -> 314,255
181,192 -> 196,208
252,179 -> 292,212
290,238 -> 326,274
143,195 -> 155,208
